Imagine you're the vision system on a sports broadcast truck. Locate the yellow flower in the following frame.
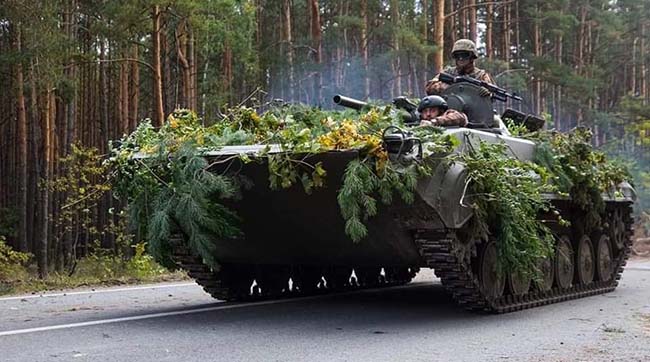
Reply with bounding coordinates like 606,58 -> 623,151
168,116 -> 179,129
250,112 -> 261,124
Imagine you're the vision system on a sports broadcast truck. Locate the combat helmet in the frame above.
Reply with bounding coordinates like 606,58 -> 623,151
451,39 -> 478,59
418,95 -> 448,112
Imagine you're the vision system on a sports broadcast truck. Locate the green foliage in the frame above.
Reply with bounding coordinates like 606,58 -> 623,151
0,208 -> 18,239
112,105 -> 631,277
530,128 -> 630,230
111,106 -> 455,262
458,141 -> 556,275
0,236 -> 31,282
0,232 -> 178,296
338,159 -> 424,242
612,95 -> 650,213
75,243 -> 167,281
46,144 -> 112,269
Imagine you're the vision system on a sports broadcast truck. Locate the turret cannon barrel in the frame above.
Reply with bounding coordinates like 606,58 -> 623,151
333,94 -> 419,124
332,94 -> 368,110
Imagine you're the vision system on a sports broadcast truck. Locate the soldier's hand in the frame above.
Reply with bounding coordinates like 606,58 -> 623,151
419,119 -> 438,127
479,86 -> 492,98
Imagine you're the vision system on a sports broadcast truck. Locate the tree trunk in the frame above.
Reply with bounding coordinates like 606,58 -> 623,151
514,0 -> 520,62
65,0 -> 77,150
309,0 -> 323,102
533,4 -> 542,114
468,0 -> 477,44
421,0 -> 428,88
27,62 -> 40,252
459,0 -> 466,39
162,29 -> 172,113
555,33 -> 563,130
486,2 -> 493,58
632,37 -> 638,95
129,44 -> 140,131
152,5 -> 164,127
99,41 -> 109,150
13,22 -> 28,252
188,27 -> 197,110
39,86 -> 53,278
282,0 -> 294,100
576,4 -> 587,125
433,0 -> 444,73
361,0 -> 370,98
448,0 -> 456,52
176,18 -> 191,108
222,41 -> 233,104
641,23 -> 647,104
119,49 -> 129,136
502,2 -> 510,63
391,0 -> 401,97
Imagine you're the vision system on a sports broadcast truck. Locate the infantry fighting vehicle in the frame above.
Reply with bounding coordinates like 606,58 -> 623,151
171,74 -> 635,313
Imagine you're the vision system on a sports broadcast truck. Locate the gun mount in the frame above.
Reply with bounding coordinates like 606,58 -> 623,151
438,72 -> 544,131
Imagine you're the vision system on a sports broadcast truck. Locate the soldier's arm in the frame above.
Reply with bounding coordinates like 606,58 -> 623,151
434,109 -> 468,127
425,76 -> 448,95
479,71 -> 497,87
425,67 -> 455,95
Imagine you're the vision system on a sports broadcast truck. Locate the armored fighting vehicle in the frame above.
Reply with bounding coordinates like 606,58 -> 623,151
170,75 -> 635,313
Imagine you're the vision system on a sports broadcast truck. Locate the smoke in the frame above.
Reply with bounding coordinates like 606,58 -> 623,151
265,53 -> 432,109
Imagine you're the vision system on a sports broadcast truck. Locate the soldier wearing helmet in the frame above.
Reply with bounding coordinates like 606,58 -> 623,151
418,95 -> 468,127
425,39 -> 496,96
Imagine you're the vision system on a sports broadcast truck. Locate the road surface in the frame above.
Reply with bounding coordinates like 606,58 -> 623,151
1,260 -> 650,362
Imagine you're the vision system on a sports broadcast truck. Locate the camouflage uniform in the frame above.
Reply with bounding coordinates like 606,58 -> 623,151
420,108 -> 468,127
425,66 -> 496,95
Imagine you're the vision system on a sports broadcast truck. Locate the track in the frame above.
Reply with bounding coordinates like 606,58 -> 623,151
170,236 -> 418,301
415,202 -> 634,313
171,202 -> 633,313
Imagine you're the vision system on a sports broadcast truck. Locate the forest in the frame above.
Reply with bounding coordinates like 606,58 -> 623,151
1,0 -> 650,277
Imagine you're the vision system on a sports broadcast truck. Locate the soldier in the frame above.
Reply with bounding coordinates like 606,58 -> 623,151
418,95 -> 467,127
425,39 -> 495,97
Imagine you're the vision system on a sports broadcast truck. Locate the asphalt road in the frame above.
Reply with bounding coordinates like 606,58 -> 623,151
1,261 -> 650,362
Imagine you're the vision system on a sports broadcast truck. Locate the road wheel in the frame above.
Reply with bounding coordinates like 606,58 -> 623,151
609,208 -> 626,250
576,235 -> 595,285
535,256 -> 554,292
508,270 -> 531,296
479,241 -> 505,299
555,235 -> 574,290
596,235 -> 614,282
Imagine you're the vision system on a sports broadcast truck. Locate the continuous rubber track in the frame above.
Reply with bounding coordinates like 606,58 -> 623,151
414,202 -> 634,313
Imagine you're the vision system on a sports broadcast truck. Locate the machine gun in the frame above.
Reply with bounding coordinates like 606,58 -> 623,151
438,72 -> 522,102
436,72 -> 545,130
333,94 -> 420,124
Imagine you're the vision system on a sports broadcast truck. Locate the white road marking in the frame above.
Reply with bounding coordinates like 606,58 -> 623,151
0,283 -> 426,337
0,282 -> 197,302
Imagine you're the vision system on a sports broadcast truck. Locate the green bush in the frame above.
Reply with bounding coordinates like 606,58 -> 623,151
73,243 -> 167,281
0,236 -> 31,291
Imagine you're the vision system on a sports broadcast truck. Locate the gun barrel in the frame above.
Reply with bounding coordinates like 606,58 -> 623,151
438,72 -> 456,84
333,95 -> 368,110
